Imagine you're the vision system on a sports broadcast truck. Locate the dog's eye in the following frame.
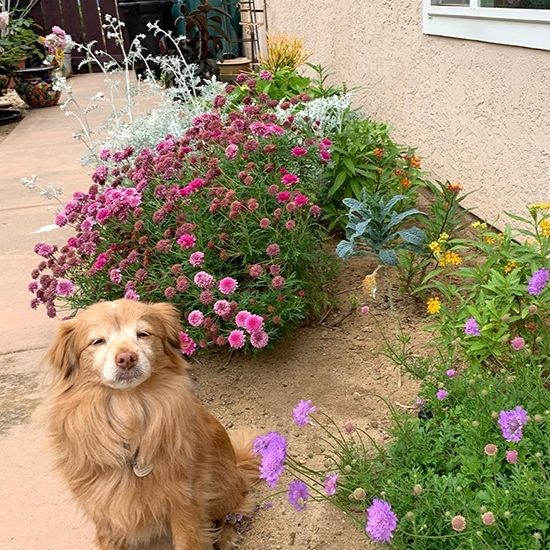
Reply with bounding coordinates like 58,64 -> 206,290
91,338 -> 105,346
137,331 -> 150,339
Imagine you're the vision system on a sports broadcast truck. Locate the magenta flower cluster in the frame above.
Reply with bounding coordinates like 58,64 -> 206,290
28,78 -> 333,351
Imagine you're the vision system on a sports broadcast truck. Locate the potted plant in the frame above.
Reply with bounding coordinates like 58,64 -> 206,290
0,1 -> 43,92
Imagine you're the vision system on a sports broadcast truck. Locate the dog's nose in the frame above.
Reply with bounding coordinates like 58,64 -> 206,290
115,351 -> 138,370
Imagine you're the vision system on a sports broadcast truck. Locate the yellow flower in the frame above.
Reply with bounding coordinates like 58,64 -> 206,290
530,202 -> 550,211
540,219 -> 550,237
471,221 -> 487,229
428,241 -> 442,255
439,251 -> 462,267
426,297 -> 442,315
504,261 -> 518,274
438,232 -> 450,243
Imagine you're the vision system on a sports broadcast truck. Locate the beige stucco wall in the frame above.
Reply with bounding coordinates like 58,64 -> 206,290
266,0 -> 550,226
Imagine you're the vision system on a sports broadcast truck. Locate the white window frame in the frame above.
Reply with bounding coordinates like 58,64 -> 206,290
423,0 -> 550,51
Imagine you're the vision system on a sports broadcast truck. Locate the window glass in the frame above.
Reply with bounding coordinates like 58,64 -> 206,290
480,0 -> 550,7
431,1 -> 470,5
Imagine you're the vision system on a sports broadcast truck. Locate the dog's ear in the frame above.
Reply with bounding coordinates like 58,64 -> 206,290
148,302 -> 182,349
45,319 -> 78,379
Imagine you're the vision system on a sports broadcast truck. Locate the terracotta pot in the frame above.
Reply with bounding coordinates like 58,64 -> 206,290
217,57 -> 251,83
13,65 -> 61,108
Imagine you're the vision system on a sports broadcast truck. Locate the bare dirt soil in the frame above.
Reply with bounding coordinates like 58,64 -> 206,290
0,255 -> 428,549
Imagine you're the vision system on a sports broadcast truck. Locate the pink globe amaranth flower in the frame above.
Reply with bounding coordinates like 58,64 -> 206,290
272,276 -> 285,289
259,69 -> 272,80
320,149 -> 331,162
505,450 -> 518,464
164,287 -> 176,299
436,388 -> 448,400
199,290 -> 214,305
259,218 -> 271,229
179,331 -> 197,356
244,314 -> 264,333
250,330 -> 269,349
187,310 -> 204,327
291,146 -> 307,157
451,515 -> 466,532
225,144 -> 238,160
218,277 -> 238,295
510,336 -> 525,350
324,473 -> 339,496
213,300 -> 232,317
194,271 -> 215,289
124,289 -> 140,301
281,173 -> 300,186
484,443 -> 498,456
266,244 -> 280,257
309,204 -> 321,217
285,220 -> 296,231
360,305 -> 370,315
56,279 -> 75,297
228,329 -> 246,349
248,264 -> 263,278
235,310 -> 251,328
177,233 -> 196,249
189,251 -> 205,267
365,499 -> 398,543
276,191 -> 291,203
446,368 -> 457,378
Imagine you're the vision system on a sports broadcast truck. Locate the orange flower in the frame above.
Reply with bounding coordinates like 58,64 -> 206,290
373,147 -> 384,159
409,155 -> 421,168
447,182 -> 463,193
401,177 -> 411,189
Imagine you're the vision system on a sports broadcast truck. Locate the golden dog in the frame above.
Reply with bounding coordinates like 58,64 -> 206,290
45,299 -> 259,549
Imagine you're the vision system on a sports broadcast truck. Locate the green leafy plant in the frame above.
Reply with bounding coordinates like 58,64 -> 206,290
398,181 -> 473,294
336,190 -> 426,266
323,118 -> 423,230
421,205 -> 550,368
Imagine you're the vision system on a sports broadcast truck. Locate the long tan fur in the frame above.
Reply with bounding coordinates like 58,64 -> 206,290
45,299 -> 259,550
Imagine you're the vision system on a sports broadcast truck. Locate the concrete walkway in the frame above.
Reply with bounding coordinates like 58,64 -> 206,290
0,73 -> 142,549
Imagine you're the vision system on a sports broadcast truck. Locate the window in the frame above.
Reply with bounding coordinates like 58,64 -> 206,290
423,0 -> 550,50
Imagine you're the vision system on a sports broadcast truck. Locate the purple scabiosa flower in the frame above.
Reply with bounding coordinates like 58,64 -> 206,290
360,305 -> 370,315
287,480 -> 309,511
253,432 -> 287,488
484,443 -> 498,456
527,268 -> 549,296
34,243 -> 56,257
56,279 -> 76,297
498,406 -> 528,442
510,336 -> 525,350
324,473 -> 339,496
218,277 -> 238,295
365,499 -> 398,543
446,368 -> 457,378
464,317 -> 481,336
436,389 -> 448,401
292,399 -> 317,426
